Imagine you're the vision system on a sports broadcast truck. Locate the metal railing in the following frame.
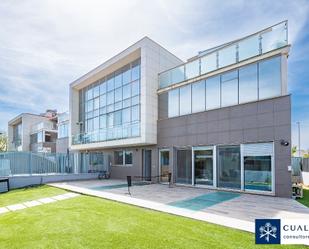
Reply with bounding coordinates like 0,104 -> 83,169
0,151 -> 107,176
72,122 -> 140,145
159,21 -> 288,89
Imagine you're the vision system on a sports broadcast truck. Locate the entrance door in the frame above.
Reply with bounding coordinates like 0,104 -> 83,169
143,150 -> 152,181
159,150 -> 170,183
193,147 -> 214,186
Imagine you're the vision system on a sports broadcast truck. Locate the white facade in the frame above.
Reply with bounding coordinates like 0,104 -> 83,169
70,37 -> 183,150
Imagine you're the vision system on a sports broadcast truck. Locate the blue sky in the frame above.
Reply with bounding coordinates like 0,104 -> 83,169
0,0 -> 308,149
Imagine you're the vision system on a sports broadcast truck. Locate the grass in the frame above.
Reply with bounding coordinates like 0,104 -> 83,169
0,186 -> 306,249
0,185 -> 67,207
297,188 -> 309,207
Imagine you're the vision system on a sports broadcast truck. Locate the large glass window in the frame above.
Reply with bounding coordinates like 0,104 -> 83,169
123,84 -> 131,99
131,105 -> 140,122
179,85 -> 191,115
206,76 -> 220,110
221,70 -> 238,107
176,149 -> 192,184
115,88 -> 122,102
217,146 -> 241,189
168,88 -> 179,117
194,149 -> 213,186
192,80 -> 205,113
114,151 -> 123,165
131,80 -> 140,96
239,64 -> 258,103
243,143 -> 273,192
160,150 -> 170,182
125,151 -> 133,165
259,56 -> 281,99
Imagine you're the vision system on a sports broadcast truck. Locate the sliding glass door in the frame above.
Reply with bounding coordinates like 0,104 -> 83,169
159,149 -> 170,183
176,149 -> 192,184
193,147 -> 214,186
217,145 -> 241,189
243,143 -> 273,192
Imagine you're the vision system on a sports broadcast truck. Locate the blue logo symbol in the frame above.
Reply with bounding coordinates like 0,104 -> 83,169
255,219 -> 281,244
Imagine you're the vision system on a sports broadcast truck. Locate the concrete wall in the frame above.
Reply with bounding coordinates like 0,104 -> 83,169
8,173 -> 99,189
157,95 -> 291,197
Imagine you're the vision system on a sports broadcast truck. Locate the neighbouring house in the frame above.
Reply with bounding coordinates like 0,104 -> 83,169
8,110 -> 58,153
56,112 -> 69,153
69,21 -> 291,197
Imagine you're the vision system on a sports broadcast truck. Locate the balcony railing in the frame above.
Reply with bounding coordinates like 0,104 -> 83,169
159,21 -> 288,89
31,122 -> 57,133
72,122 -> 140,145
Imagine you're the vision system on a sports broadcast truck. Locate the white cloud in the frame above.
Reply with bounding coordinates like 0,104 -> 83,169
0,0 -> 308,136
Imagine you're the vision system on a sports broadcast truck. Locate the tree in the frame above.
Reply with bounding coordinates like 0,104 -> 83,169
0,134 -> 7,152
292,146 -> 297,157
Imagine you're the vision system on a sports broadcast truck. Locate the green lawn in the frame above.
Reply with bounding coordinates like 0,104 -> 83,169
297,188 -> 309,207
0,186 -> 306,249
0,185 -> 67,207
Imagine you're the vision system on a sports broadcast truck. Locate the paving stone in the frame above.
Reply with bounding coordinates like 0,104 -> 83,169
6,203 -> 26,211
23,200 -> 42,208
0,207 -> 9,214
37,197 -> 57,204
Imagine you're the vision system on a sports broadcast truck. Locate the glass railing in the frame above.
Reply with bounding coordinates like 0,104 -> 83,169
72,122 -> 140,145
159,21 -> 288,89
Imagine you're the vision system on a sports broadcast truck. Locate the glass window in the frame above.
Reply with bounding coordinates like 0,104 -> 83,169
238,35 -> 260,61
201,52 -> 217,74
86,88 -> 93,100
168,88 -> 179,117
125,151 -> 133,165
107,76 -> 114,91
259,56 -> 281,99
114,101 -> 122,111
176,149 -> 192,184
114,110 -> 122,126
123,98 -> 131,108
94,97 -> 100,110
131,96 -> 139,106
100,115 -> 106,129
37,131 -> 43,143
221,70 -> 238,107
123,84 -> 131,99
107,91 -> 114,105
192,80 -> 205,113
131,105 -> 140,122
87,100 -> 94,112
217,145 -> 241,189
114,151 -> 123,165
239,63 -> 258,103
186,60 -> 200,79
115,87 -> 122,102
131,123 -> 139,137
122,108 -> 131,124
114,71 -> 122,88
123,67 -> 131,85
132,64 -> 140,81
100,107 -> 106,115
171,65 -> 185,84
93,116 -> 99,130
206,76 -> 220,110
87,119 -> 94,132
179,84 -> 191,115
93,85 -> 100,98
93,109 -> 99,117
107,113 -> 114,128
100,94 -> 106,107
131,80 -> 140,96
100,81 -> 107,95
218,45 -> 237,68
107,104 -> 114,113
243,143 -> 273,192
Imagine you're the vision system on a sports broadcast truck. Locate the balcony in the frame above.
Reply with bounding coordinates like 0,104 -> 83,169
72,122 -> 140,145
159,21 -> 288,89
31,121 -> 57,133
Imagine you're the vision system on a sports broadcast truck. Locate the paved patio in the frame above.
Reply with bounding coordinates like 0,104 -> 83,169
49,179 -> 309,233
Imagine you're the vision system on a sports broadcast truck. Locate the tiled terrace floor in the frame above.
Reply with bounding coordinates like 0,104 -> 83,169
49,179 -> 309,233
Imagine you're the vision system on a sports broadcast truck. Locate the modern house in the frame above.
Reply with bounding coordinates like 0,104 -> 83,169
70,21 -> 291,197
8,110 -> 58,153
56,112 -> 69,153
